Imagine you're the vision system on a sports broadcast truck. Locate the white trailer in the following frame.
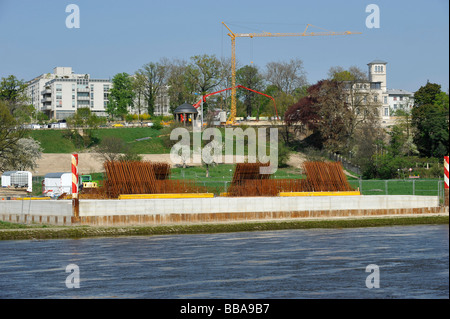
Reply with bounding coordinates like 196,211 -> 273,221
43,172 -> 72,197
1,171 -> 32,192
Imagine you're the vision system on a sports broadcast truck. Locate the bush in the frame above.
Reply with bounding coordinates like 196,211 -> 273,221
362,154 -> 444,179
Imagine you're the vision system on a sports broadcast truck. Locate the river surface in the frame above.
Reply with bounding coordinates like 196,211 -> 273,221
0,225 -> 448,299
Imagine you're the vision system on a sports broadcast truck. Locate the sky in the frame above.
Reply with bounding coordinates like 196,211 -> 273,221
0,0 -> 448,93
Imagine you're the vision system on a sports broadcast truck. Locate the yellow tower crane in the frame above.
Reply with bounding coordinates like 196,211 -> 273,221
221,22 -> 362,124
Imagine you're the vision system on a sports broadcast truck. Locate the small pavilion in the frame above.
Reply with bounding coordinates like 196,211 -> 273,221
173,102 -> 198,125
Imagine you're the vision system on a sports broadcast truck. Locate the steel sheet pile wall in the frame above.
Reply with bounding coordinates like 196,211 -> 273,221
226,161 -> 354,197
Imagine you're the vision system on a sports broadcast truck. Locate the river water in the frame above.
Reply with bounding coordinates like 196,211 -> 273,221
0,225 -> 448,299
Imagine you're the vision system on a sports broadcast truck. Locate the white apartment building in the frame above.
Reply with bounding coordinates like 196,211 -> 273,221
26,67 -> 111,120
154,85 -> 171,116
387,89 -> 414,114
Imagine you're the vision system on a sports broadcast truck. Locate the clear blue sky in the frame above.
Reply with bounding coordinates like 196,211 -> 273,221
0,0 -> 448,93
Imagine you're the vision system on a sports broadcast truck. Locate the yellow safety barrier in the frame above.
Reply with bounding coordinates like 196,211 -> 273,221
279,191 -> 361,197
118,193 -> 214,200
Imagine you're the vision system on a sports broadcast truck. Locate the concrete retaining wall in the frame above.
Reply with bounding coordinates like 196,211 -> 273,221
0,200 -> 72,225
0,195 -> 446,226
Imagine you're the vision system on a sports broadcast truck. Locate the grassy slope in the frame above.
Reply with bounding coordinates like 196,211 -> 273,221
28,127 -> 167,154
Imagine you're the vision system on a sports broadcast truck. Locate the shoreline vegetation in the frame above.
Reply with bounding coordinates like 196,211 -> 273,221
0,214 -> 448,241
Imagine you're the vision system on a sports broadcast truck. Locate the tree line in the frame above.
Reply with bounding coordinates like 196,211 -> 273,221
106,54 -> 308,120
0,76 -> 43,172
283,66 -> 449,179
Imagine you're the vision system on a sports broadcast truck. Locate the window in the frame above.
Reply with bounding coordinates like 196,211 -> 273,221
371,82 -> 381,89
384,107 -> 389,116
56,84 -> 62,92
384,96 -> 387,104
393,96 -> 397,101
374,95 -> 378,102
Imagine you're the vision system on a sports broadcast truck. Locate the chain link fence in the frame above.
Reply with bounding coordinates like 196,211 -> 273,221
192,179 -> 445,198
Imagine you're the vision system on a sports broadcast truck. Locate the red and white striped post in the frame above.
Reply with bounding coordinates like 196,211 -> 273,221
444,156 -> 449,207
72,154 -> 79,220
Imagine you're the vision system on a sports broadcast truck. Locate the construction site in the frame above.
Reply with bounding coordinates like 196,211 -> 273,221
0,157 -> 446,227
0,21 -> 448,227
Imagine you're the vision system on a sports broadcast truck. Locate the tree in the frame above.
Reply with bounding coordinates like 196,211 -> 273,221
413,81 -> 442,107
328,66 -> 381,150
285,74 -> 381,153
167,59 -> 191,113
0,75 -> 29,115
186,54 -> 224,114
106,73 -> 135,120
95,136 -> 142,162
284,80 -> 349,151
412,100 -> 449,158
265,58 -> 307,95
132,72 -> 147,122
137,60 -> 169,116
201,140 -> 222,177
65,107 -> 104,148
0,138 -> 43,171
236,65 -> 264,117
0,100 -> 26,171
412,83 -> 449,158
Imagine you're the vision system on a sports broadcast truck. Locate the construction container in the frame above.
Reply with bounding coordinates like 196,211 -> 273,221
43,172 -> 72,197
1,171 -> 32,192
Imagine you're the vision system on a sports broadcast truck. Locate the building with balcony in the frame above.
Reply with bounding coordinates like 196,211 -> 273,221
26,67 -> 111,120
341,60 -> 414,127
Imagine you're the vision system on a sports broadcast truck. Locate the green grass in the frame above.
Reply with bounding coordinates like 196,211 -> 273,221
348,179 -> 443,196
27,130 -> 78,153
28,126 -> 279,155
91,127 -> 168,154
0,216 -> 448,240
28,127 -> 167,154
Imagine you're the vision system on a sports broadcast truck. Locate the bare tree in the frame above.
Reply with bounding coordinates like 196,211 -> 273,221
265,58 -> 307,95
137,59 -> 169,115
95,136 -> 141,162
328,66 -> 381,150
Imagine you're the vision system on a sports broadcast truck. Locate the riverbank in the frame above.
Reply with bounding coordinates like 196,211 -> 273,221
0,214 -> 448,240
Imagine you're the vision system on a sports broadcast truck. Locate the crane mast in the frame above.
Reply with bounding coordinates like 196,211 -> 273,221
221,22 -> 362,124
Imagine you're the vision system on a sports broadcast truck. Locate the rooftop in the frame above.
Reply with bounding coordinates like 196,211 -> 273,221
387,88 -> 414,95
368,59 -> 388,65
